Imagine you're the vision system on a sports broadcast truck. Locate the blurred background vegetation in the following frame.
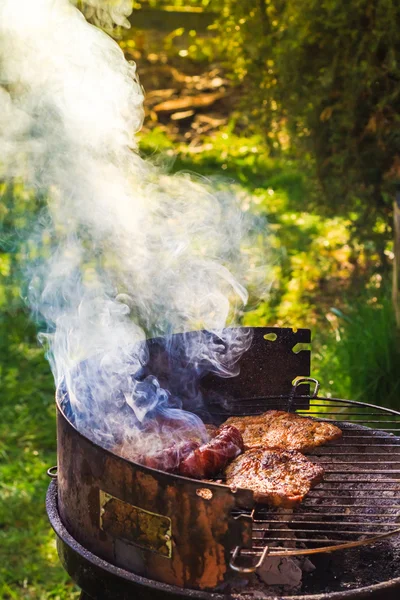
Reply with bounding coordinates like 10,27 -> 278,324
2,1 -> 400,597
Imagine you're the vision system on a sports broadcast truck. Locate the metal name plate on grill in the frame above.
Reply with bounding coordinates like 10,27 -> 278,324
99,490 -> 172,558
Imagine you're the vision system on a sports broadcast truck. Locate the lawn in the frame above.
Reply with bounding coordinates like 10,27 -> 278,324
0,316 -> 80,599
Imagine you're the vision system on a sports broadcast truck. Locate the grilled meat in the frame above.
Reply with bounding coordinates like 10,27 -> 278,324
225,447 -> 325,507
114,439 -> 200,472
205,423 -> 218,438
142,440 -> 199,472
113,422 -> 218,473
179,425 -> 244,479
224,410 -> 342,452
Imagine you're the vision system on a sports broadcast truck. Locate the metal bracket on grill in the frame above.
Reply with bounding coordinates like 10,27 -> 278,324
229,545 -> 270,573
287,377 -> 320,412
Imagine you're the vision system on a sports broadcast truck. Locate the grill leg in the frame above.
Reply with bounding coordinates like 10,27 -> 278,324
80,593 -> 94,600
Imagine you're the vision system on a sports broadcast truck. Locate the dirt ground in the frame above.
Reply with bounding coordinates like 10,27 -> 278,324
122,33 -> 241,145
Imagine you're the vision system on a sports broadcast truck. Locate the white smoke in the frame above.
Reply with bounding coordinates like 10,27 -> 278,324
76,0 -> 133,30
0,0 -> 255,456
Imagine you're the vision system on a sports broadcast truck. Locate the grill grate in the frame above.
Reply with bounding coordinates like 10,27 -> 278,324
228,396 -> 400,566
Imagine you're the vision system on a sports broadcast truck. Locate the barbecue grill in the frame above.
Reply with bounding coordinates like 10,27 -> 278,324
46,327 -> 400,599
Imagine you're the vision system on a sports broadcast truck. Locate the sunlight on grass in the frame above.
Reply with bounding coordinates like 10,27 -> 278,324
38,535 -> 61,568
0,312 -> 80,598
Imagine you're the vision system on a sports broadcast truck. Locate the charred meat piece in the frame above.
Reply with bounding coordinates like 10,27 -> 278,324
225,447 -> 324,507
179,425 -> 244,479
205,423 -> 218,439
113,423 -> 217,473
141,440 -> 199,472
224,411 -> 342,452
114,439 -> 200,473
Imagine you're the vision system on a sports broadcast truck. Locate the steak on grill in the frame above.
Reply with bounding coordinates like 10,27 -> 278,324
224,410 -> 342,452
225,447 -> 325,507
179,425 -> 244,479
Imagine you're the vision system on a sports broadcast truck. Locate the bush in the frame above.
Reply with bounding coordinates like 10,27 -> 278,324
215,0 -> 400,268
315,290 -> 400,409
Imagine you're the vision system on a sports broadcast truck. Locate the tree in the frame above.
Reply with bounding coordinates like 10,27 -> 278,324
216,0 -> 400,273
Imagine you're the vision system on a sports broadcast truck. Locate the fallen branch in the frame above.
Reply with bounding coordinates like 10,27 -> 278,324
154,91 -> 227,114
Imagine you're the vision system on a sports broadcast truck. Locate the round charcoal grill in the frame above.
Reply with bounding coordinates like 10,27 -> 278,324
46,327 -> 400,599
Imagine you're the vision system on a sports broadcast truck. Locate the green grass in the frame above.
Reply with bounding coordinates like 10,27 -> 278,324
0,314 -> 79,599
0,127 -> 399,598
315,293 -> 400,406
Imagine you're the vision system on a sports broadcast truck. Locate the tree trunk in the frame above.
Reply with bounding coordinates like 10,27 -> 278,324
392,192 -> 400,327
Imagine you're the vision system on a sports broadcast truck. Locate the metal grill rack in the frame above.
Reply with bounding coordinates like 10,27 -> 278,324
228,395 -> 400,571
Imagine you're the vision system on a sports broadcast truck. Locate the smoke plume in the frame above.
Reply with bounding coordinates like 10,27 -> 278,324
77,0 -> 133,31
0,0 -> 255,458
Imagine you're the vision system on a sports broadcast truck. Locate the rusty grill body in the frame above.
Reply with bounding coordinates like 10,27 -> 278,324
47,327 -> 400,598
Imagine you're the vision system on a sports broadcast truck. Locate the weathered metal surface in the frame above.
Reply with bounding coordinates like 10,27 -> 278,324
202,327 -> 311,402
55,327 -> 310,590
57,402 -> 253,590
47,480 -> 400,600
145,327 -> 311,421
99,491 -> 172,558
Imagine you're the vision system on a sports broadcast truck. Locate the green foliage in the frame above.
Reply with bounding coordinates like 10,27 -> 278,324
136,1 -> 213,9
140,128 -> 358,326
0,315 -> 80,599
0,182 -> 40,312
316,288 -> 400,407
214,0 -> 400,264
0,183 -> 79,598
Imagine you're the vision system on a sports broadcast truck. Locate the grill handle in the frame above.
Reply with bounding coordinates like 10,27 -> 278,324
229,545 -> 270,573
287,376 -> 320,412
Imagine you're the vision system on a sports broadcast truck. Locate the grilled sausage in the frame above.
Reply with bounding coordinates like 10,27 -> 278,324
142,439 -> 200,472
179,425 -> 244,478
